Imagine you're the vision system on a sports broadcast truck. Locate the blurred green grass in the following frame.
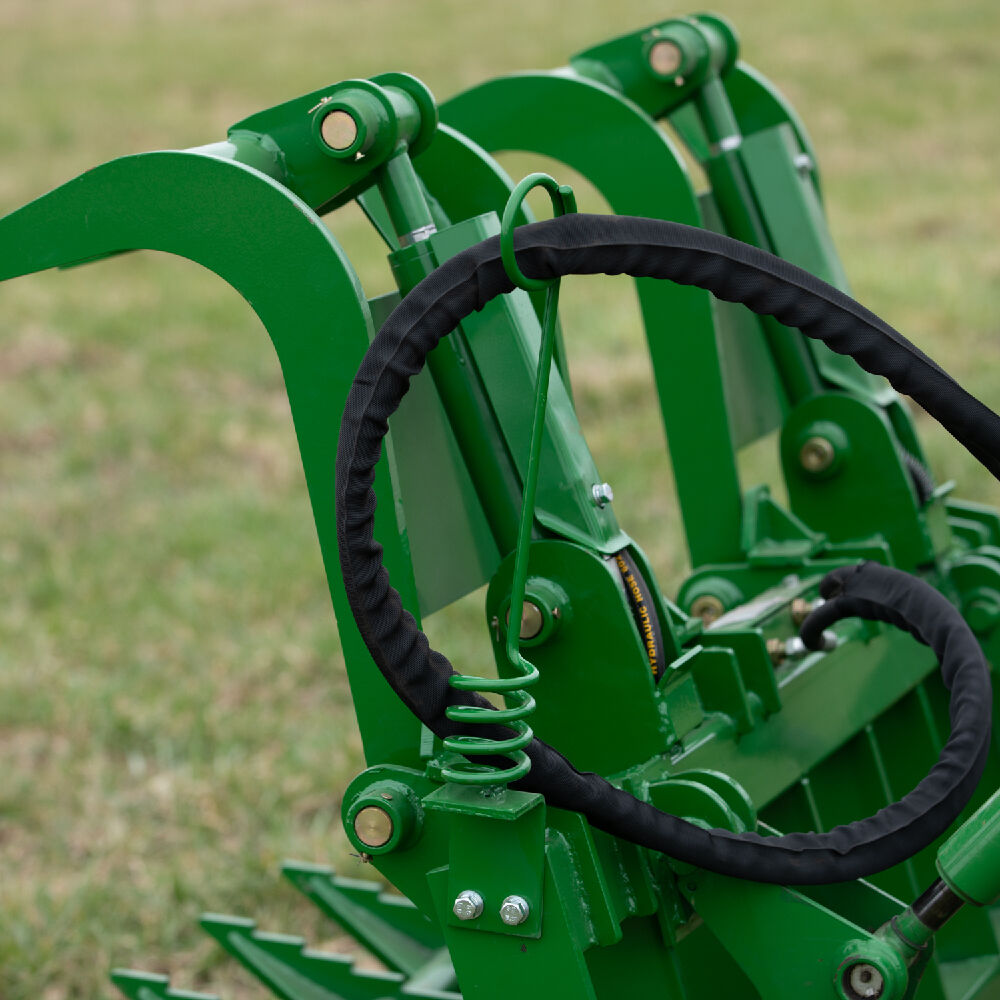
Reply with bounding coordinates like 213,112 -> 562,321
0,1 -> 997,996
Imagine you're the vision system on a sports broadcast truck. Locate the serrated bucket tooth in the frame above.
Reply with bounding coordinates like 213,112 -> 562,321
110,969 -> 220,1000
199,912 -> 408,1000
281,860 -> 442,976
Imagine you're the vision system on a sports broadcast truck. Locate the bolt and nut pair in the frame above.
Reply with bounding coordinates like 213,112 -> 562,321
453,890 -> 530,926
767,629 -> 837,665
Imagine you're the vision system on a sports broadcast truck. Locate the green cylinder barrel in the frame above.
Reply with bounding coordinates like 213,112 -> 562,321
937,788 -> 1000,905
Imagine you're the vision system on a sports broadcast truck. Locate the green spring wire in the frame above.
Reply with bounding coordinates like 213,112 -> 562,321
440,173 -> 577,787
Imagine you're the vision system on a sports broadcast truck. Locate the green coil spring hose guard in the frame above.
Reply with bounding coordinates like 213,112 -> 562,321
438,173 -> 577,789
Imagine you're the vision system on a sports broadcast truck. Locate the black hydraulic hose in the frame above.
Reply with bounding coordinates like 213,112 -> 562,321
335,213 -> 994,884
615,549 -> 666,681
902,449 -> 936,506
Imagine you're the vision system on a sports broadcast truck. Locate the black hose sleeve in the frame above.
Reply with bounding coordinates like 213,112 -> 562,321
335,213 -> 995,883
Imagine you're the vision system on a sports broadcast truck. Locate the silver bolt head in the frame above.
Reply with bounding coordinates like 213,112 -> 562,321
794,152 -> 814,175
453,890 -> 484,921
785,629 -> 837,659
499,894 -> 530,926
784,635 -> 808,658
591,482 -> 614,507
817,628 -> 837,652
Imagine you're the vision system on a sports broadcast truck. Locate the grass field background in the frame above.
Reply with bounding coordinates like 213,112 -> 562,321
0,0 -> 997,996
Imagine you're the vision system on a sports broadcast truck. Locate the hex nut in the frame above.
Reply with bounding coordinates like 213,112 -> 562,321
499,895 -> 530,926
453,890 -> 484,921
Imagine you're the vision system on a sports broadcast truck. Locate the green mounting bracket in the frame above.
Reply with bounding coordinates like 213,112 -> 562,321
741,484 -> 827,566
680,870 -> 910,1000
780,394 -> 935,571
424,785 -> 547,940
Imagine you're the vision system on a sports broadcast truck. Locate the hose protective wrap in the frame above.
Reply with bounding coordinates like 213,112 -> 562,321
335,213 -> 995,884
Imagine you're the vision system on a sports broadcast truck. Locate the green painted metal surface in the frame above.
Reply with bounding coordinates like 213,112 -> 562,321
781,394 -> 934,571
368,286 -> 502,618
681,871 -> 909,1000
487,540 -> 672,774
424,215 -> 629,557
3,14 -> 1000,1000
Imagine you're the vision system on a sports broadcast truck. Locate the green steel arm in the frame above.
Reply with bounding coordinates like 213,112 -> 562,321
716,61 -> 924,459
579,19 -> 926,460
441,72 -> 744,567
0,150 -> 423,769
720,62 -> 824,199
570,16 -> 897,411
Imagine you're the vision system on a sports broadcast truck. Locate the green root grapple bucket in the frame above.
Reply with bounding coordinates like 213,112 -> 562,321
4,13 -> 1000,1000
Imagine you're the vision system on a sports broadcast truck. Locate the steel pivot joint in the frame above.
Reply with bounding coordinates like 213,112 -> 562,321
570,13 -> 739,118
220,71 -> 438,225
